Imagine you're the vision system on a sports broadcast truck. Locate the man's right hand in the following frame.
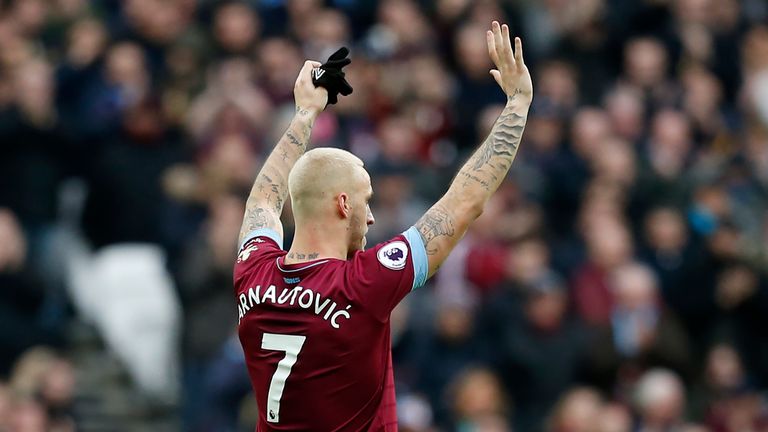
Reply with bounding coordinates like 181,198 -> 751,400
294,60 -> 328,118
486,21 -> 533,104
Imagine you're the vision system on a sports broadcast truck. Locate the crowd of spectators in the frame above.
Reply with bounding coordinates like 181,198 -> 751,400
1,0 -> 768,431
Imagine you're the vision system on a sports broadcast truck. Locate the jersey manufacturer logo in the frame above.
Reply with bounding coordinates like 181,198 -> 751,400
377,241 -> 408,270
313,68 -> 325,80
237,244 -> 259,263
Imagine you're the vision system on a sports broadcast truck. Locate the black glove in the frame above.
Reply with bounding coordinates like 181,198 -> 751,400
312,47 -> 353,105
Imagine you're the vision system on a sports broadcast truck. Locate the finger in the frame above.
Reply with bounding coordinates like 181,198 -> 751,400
489,69 -> 502,87
299,60 -> 320,80
486,30 -> 500,67
501,24 -> 515,67
339,79 -> 353,95
492,21 -> 504,67
328,47 -> 349,61
514,37 -> 524,65
324,58 -> 352,69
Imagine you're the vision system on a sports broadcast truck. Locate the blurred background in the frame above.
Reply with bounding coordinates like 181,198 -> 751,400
0,0 -> 767,431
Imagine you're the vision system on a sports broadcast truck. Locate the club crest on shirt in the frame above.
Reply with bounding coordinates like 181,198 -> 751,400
377,241 -> 408,270
237,244 -> 259,262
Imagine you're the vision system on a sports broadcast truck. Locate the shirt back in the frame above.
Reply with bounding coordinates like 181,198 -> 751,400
234,228 -> 427,432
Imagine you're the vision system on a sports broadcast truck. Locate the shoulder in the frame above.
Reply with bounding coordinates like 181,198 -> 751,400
234,229 -> 286,282
349,230 -> 422,270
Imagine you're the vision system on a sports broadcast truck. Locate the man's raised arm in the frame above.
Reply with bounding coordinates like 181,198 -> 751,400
238,61 -> 328,246
415,21 -> 533,276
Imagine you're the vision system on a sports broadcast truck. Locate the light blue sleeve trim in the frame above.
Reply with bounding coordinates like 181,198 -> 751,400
239,228 -> 283,250
403,226 -> 428,290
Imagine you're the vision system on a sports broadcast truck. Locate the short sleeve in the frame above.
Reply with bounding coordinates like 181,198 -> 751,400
234,228 -> 285,285
239,228 -> 283,250
345,226 -> 429,322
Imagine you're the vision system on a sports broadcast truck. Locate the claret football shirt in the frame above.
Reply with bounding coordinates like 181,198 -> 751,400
234,227 -> 428,431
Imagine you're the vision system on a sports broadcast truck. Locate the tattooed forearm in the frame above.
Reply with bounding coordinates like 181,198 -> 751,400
238,113 -> 316,246
285,119 -> 311,149
456,170 -> 492,191
286,130 -> 305,149
454,102 -> 527,204
470,110 -> 526,171
414,98 -> 529,276
415,204 -> 456,255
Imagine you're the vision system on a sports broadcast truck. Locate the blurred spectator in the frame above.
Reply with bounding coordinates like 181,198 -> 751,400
595,403 -> 633,432
635,109 -> 695,213
700,346 -> 768,432
546,387 -> 602,432
187,57 -> 273,142
0,210 -> 53,376
633,369 -> 687,432
604,85 -> 645,144
571,217 -> 634,327
0,381 -> 9,430
8,397 -> 50,432
447,368 -> 510,432
302,8 -> 351,61
680,65 -> 729,143
368,165 -> 427,245
639,206 -> 714,340
534,60 -> 579,114
589,263 -> 692,392
176,195 -> 241,430
621,37 -> 679,108
398,393 -> 436,432
453,21 -> 506,149
256,37 -> 303,104
414,294 -> 481,424
212,1 -> 260,58
7,347 -> 75,432
492,270 -> 590,432
542,107 -> 611,238
0,58 -> 67,243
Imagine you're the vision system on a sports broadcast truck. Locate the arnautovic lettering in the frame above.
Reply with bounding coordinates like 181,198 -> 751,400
237,285 -> 352,329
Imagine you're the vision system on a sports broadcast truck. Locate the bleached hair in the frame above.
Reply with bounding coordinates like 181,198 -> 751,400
288,148 -> 365,219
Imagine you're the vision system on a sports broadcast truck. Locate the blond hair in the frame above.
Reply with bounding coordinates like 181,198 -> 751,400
288,148 -> 366,221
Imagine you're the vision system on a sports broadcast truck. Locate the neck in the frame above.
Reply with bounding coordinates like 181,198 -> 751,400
285,221 -> 349,263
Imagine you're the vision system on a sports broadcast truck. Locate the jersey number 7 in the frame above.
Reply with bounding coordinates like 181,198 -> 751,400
261,333 -> 307,423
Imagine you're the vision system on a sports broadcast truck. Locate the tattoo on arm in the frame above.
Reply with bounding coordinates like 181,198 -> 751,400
413,96 -> 528,274
470,110 -> 526,172
415,204 -> 456,255
457,171 -> 492,191
238,207 -> 275,243
238,115 -> 315,246
285,121 -> 311,150
286,130 -> 303,148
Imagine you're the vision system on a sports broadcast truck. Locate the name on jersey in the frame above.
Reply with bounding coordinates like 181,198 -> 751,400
237,284 -> 352,329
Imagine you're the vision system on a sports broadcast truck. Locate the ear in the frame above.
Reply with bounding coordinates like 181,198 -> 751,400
337,193 -> 351,219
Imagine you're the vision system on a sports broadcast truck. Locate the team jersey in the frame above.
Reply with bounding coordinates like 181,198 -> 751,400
234,227 -> 428,432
